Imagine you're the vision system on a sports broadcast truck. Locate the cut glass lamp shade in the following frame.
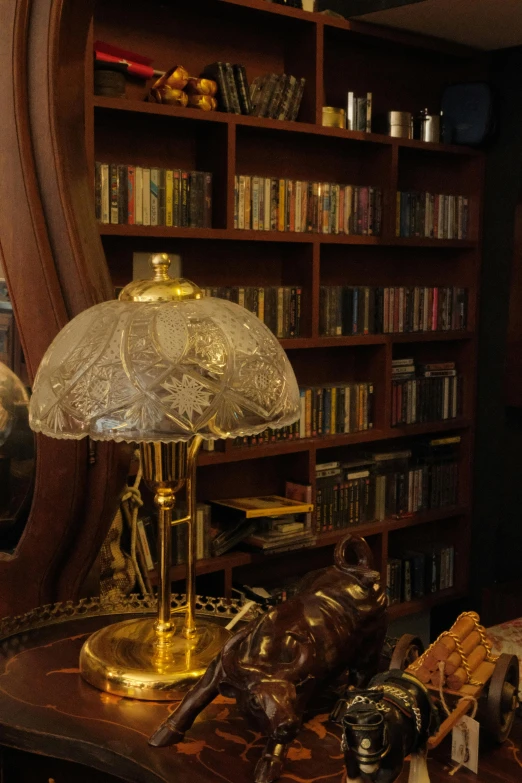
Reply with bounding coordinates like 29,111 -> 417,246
29,296 -> 300,443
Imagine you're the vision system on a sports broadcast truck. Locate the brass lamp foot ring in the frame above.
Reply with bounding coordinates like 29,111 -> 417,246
80,615 -> 231,701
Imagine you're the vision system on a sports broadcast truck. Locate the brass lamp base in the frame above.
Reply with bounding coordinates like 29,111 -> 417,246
80,615 -> 231,700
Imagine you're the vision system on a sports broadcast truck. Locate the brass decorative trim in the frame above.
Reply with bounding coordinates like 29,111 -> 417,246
0,594 -> 259,642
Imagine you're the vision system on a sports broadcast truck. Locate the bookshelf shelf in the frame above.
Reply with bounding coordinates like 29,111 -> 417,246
98,225 -> 477,249
388,587 -> 466,621
155,505 -> 468,586
90,0 -> 483,610
197,421 -> 471,466
93,96 -> 478,157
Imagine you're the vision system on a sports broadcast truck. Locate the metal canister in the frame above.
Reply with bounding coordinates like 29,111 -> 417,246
322,106 -> 346,129
388,111 -> 412,139
422,114 -> 441,143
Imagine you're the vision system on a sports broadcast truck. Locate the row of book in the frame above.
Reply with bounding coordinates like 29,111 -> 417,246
391,359 -> 462,426
319,286 -> 469,336
387,546 -> 455,605
136,503 -> 212,571
250,73 -> 306,120
232,422 -> 300,448
202,286 -> 302,338
396,191 -> 470,240
203,63 -> 305,120
314,437 -> 459,532
95,163 -> 212,227
299,383 -> 374,438
210,494 -> 314,557
346,91 -> 372,132
234,176 -> 383,235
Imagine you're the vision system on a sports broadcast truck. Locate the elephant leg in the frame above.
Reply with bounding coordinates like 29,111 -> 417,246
254,738 -> 290,783
149,656 -> 222,747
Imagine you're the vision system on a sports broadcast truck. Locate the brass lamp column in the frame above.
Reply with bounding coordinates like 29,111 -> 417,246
29,252 -> 300,702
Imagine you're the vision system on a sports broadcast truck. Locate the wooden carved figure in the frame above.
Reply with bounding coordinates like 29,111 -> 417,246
150,534 -> 387,783
336,669 -> 439,783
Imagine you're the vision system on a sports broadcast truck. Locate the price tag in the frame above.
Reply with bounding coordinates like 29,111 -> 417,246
451,715 -> 479,774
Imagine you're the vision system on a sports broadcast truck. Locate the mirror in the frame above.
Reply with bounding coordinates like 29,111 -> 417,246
0,277 -> 35,552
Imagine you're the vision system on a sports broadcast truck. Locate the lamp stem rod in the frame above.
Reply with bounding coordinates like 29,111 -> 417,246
184,434 -> 203,639
155,487 -> 175,638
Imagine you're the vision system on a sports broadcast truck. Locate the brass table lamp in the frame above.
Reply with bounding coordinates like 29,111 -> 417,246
29,254 -> 300,700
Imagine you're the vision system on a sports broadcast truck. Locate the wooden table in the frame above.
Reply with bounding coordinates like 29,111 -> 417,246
0,612 -> 521,783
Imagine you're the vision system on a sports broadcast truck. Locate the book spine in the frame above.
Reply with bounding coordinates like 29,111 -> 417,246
94,162 -> 102,221
100,163 -> 110,223
204,172 -> 212,228
142,168 -> 151,226
181,171 -> 189,227
188,171 -> 198,228
127,165 -> 135,225
225,63 -> 242,114
150,167 -> 159,226
172,169 -> 181,227
165,169 -> 173,227
135,166 -> 143,225
110,163 -> 119,224
117,164 -> 127,225
233,64 -> 252,115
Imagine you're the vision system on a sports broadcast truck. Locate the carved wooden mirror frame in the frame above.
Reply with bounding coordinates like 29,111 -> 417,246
0,0 -> 129,617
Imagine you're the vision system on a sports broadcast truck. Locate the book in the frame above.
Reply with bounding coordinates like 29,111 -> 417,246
96,163 -> 213,230
211,495 -> 314,519
100,162 -> 109,224
233,64 -> 252,115
142,167 -> 151,226
224,63 -> 242,114
150,167 -> 159,226
285,480 -> 313,531
201,62 -> 231,112
398,190 -> 470,239
235,177 -> 382,236
319,286 -> 468,336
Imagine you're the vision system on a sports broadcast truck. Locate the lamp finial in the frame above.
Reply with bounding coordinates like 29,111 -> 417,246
118,253 -> 203,303
150,253 -> 171,281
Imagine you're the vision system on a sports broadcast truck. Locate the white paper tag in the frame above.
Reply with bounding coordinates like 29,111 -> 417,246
451,715 -> 479,774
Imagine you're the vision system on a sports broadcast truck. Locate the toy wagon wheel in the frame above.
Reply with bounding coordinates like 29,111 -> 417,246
485,653 -> 519,743
389,634 -> 424,671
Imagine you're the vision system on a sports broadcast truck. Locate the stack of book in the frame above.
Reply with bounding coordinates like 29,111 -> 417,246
250,73 -> 306,120
396,191 -> 470,239
299,382 -> 374,438
232,422 -> 300,448
346,91 -> 372,132
95,163 -> 212,227
319,286 -> 468,336
314,437 -> 460,533
136,503 -> 212,571
386,545 -> 455,605
201,62 -> 251,114
200,64 -> 305,119
316,459 -> 373,533
371,438 -> 460,521
234,177 -> 382,235
210,495 -> 315,555
391,359 -> 461,427
202,285 -> 302,338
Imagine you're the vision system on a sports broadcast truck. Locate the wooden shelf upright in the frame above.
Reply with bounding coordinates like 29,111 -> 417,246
86,0 -> 485,619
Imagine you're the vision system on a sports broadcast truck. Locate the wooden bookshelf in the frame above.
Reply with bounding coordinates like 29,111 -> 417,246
87,0 -> 484,620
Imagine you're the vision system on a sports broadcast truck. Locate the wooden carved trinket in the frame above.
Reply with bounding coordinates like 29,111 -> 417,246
336,669 -> 439,783
149,534 -> 387,783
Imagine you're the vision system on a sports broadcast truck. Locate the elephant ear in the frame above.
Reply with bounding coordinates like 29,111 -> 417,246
284,631 -> 316,672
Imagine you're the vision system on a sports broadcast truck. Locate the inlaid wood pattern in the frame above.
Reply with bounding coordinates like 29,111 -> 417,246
0,615 -> 520,783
